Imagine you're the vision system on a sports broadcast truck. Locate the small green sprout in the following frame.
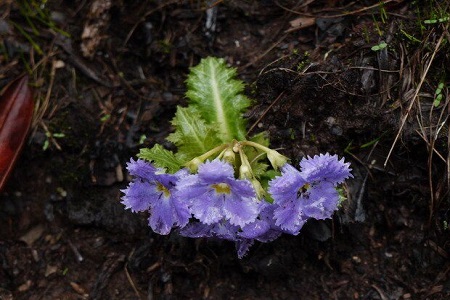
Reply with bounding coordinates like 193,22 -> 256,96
424,16 -> 450,24
100,114 -> 111,122
139,134 -> 147,145
433,82 -> 445,107
371,42 -> 388,51
43,131 -> 65,151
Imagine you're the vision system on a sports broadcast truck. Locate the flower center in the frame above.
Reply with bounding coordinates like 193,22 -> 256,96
156,182 -> 171,198
297,183 -> 310,199
211,183 -> 231,194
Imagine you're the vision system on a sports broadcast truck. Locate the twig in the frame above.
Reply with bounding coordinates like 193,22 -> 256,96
384,29 -> 446,167
125,263 -> 142,299
371,284 -> 388,300
67,239 -> 84,263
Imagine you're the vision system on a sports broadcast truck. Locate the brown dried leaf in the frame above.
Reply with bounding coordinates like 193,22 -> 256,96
80,0 -> 112,59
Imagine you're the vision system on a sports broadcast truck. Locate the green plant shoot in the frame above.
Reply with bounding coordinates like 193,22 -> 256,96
137,57 -> 287,195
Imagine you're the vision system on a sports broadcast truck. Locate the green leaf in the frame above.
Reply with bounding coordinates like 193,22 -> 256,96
167,106 -> 221,161
185,57 -> 251,142
251,162 -> 269,178
137,144 -> 183,173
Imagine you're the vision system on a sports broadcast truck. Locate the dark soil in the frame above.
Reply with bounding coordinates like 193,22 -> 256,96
1,1 -> 450,299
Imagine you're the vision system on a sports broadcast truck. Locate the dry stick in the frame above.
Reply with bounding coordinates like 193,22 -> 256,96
125,248 -> 142,299
383,31 -> 446,167
124,263 -> 142,299
371,284 -> 389,300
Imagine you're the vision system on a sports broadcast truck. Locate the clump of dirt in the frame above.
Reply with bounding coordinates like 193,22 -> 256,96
1,1 -> 449,299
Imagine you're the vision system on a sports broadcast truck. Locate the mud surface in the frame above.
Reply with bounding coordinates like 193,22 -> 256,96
1,1 -> 449,299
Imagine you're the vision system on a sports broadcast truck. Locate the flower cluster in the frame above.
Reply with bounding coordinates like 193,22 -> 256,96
121,153 -> 352,258
120,56 -> 353,258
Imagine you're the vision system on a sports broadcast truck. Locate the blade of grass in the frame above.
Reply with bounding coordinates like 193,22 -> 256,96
10,21 -> 43,55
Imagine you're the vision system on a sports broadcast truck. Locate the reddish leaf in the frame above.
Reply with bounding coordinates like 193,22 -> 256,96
0,75 -> 34,191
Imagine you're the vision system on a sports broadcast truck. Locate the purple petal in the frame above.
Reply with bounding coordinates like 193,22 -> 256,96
153,170 -> 179,188
126,158 -> 157,181
300,153 -> 352,185
222,182 -> 259,227
148,196 -> 174,235
189,190 -> 223,225
197,159 -> 235,182
236,239 -> 254,259
121,181 -> 154,212
239,202 -> 282,241
239,217 -> 271,239
256,229 -> 283,243
171,196 -> 191,227
273,199 -> 307,234
212,221 -> 239,241
303,182 -> 339,219
179,222 -> 215,238
147,189 -> 190,235
269,164 -> 307,205
176,174 -> 207,200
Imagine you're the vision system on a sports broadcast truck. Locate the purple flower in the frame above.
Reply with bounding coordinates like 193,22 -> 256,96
176,159 -> 260,227
239,202 -> 282,242
300,153 -> 352,184
121,159 -> 190,235
269,154 -> 351,234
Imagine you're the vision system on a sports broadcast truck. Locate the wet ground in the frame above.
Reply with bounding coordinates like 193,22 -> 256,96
1,1 -> 450,299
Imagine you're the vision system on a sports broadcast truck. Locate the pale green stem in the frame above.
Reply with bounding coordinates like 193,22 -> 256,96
185,143 -> 229,172
238,147 -> 265,199
241,140 -> 288,170
238,148 -> 253,180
